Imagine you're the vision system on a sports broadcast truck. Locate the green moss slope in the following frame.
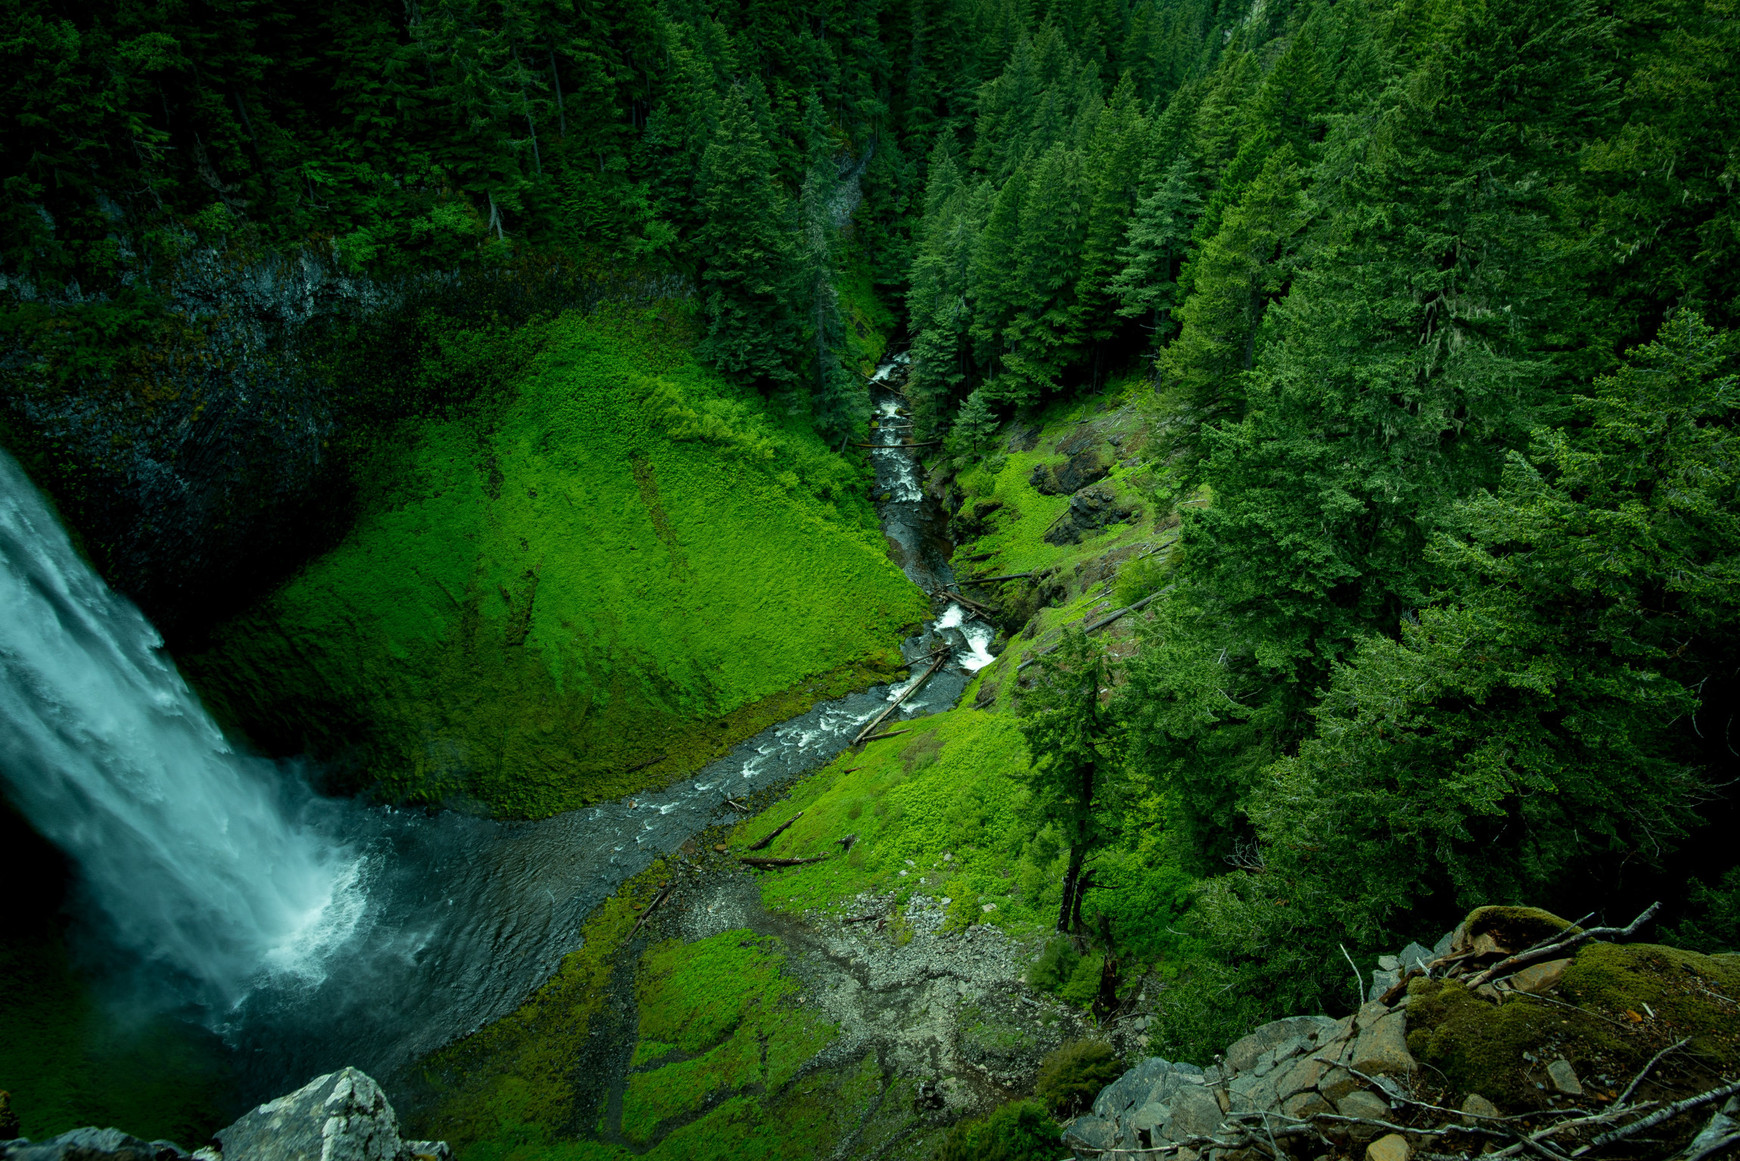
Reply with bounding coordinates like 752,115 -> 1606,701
184,309 -> 929,817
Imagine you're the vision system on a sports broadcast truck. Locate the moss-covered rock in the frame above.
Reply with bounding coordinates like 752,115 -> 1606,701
182,309 -> 928,818
1406,941 -> 1740,1111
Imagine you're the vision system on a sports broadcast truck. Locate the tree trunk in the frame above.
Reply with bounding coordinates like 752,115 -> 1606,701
548,48 -> 566,138
1057,847 -> 1085,932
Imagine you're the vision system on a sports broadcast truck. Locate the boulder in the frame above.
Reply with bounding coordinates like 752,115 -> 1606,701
1338,1090 -> 1392,1140
1043,485 -> 1138,546
1062,1115 -> 1118,1155
1030,450 -> 1108,496
1282,1091 -> 1335,1120
1366,1132 -> 1411,1161
1350,1012 -> 1417,1077
1460,1094 -> 1502,1121
1507,958 -> 1572,995
1546,1059 -> 1582,1096
1225,1016 -> 1338,1073
216,1067 -> 443,1161
1,1129 -> 188,1161
1166,1084 -> 1225,1142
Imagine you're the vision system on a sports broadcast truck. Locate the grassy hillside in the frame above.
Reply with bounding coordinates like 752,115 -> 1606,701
183,308 -> 929,818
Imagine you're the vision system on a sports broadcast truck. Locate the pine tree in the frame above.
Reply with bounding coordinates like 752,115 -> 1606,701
696,84 -> 801,390
1109,153 -> 1201,343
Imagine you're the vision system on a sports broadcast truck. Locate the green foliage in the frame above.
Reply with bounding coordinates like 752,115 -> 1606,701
184,310 -> 926,817
1018,630 -> 1123,932
937,1099 -> 1060,1161
1669,869 -> 1740,954
1034,1040 -> 1122,1116
1025,938 -> 1104,1008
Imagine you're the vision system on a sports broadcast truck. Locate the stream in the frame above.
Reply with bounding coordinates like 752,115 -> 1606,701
0,357 -> 996,1107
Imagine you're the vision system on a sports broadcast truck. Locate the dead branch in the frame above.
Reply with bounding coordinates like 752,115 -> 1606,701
746,811 -> 803,852
1468,902 -> 1662,988
1017,587 -> 1172,671
1617,1038 -> 1693,1109
857,729 -> 911,744
965,571 -> 1033,584
628,885 -> 672,938
852,652 -> 947,744
723,797 -> 751,813
739,855 -> 829,869
1580,1080 -> 1740,1153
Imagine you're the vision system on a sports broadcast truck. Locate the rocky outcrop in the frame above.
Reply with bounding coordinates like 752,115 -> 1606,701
1031,450 -> 1109,496
1065,906 -> 1740,1160
1062,1005 -> 1415,1158
1044,485 -> 1139,546
0,1069 -> 448,1161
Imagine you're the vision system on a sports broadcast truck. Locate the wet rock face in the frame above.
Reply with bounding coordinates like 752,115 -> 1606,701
1044,485 -> 1139,546
1030,450 -> 1109,497
0,1128 -> 191,1161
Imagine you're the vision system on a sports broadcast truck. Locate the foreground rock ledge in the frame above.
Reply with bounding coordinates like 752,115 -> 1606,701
0,1068 -> 450,1161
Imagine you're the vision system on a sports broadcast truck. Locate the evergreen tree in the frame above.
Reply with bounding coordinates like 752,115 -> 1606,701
696,84 -> 801,391
1109,154 -> 1201,343
1019,630 -> 1124,933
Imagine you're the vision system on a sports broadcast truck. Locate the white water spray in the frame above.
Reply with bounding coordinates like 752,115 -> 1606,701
0,450 -> 363,1009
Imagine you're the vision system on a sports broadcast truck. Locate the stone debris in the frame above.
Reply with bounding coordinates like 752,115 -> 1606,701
1546,1058 -> 1583,1096
1366,1131 -> 1412,1161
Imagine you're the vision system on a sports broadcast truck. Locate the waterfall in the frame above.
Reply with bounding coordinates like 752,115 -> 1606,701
0,449 -> 364,1010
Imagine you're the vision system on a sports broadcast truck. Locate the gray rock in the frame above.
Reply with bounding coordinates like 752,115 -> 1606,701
1397,943 -> 1434,974
1227,1072 -> 1279,1115
1350,1012 -> 1417,1077
1432,930 -> 1456,959
1282,1091 -> 1335,1120
1225,1017 -> 1338,1073
1546,1059 -> 1583,1096
1337,1090 -> 1392,1140
217,1068 -> 433,1161
2,1128 -> 189,1161
1063,1115 -> 1118,1154
1166,1084 -> 1225,1142
1276,1054 -> 1331,1102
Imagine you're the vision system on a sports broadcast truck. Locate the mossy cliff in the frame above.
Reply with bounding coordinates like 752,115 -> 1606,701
181,308 -> 928,818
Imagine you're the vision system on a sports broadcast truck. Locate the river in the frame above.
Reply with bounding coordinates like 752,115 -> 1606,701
0,356 -> 995,1106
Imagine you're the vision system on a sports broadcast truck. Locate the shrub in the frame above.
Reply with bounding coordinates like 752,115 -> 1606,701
937,1099 -> 1060,1161
1035,1039 -> 1122,1116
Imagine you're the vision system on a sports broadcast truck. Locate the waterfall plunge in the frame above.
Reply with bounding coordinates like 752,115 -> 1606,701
0,449 -> 364,1009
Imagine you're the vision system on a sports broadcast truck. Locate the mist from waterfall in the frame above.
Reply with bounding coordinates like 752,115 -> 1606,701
0,448 -> 365,1010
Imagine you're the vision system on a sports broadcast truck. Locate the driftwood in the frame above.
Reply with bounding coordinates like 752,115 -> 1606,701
739,855 -> 829,869
939,587 -> 995,615
851,651 -> 948,745
1016,586 -> 1174,672
629,885 -> 673,938
746,811 -> 803,852
723,797 -> 751,813
1467,902 -> 1662,988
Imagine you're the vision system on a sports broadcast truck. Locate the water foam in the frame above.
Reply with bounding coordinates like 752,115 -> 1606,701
0,449 -> 364,1009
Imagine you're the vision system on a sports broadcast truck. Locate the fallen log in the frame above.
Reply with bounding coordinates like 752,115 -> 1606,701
746,811 -> 803,852
857,729 -> 911,744
723,796 -> 751,813
740,855 -> 829,869
965,572 -> 1033,584
851,652 -> 948,745
852,441 -> 944,449
1016,586 -> 1173,671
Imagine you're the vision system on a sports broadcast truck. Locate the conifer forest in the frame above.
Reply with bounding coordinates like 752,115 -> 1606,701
1,0 -> 1737,1159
